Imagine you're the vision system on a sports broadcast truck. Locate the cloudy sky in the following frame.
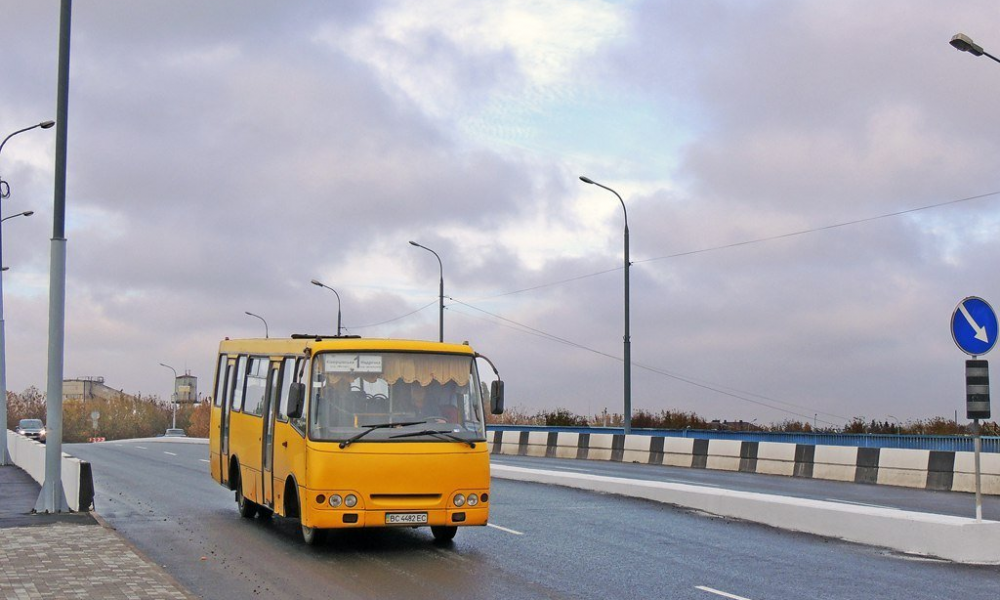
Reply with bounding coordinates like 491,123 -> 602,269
2,1 -> 1000,427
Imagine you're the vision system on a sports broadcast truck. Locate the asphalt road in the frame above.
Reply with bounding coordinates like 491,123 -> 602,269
69,439 -> 999,600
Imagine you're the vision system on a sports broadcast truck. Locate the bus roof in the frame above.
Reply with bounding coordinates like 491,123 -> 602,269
217,337 -> 477,356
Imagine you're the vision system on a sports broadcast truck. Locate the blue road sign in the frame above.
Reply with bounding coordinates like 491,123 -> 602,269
951,296 -> 998,357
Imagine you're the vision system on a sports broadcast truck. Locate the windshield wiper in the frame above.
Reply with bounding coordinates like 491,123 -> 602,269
339,420 -> 425,449
389,429 -> 476,448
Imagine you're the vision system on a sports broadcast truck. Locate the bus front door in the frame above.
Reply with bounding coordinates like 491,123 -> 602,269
260,362 -> 280,509
219,359 -> 235,486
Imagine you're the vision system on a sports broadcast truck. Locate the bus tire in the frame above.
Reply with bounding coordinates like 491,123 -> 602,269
431,526 -> 457,542
302,523 -> 326,546
235,472 -> 258,519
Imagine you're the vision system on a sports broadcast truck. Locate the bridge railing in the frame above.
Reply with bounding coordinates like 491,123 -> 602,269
486,425 -> 1000,453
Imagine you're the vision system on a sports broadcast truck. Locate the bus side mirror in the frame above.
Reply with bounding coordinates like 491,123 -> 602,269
490,380 -> 505,415
287,382 -> 306,419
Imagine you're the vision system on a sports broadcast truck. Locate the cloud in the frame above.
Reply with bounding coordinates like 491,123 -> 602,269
2,0 -> 999,429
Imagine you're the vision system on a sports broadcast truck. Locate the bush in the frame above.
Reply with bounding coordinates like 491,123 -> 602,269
540,408 -> 589,427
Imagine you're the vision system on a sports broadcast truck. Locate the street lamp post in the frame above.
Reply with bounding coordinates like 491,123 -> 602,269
159,363 -> 178,429
950,33 -> 1000,64
36,0 -> 70,514
579,176 -> 632,435
0,121 -> 54,467
310,279 -> 343,336
244,311 -> 268,338
409,241 -> 444,343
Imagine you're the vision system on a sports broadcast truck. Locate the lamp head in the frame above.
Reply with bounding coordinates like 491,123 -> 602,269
39,120 -> 56,129
22,211 -> 34,217
244,311 -> 253,316
310,279 -> 323,287
579,176 -> 595,184
408,240 -> 420,247
951,33 -> 985,56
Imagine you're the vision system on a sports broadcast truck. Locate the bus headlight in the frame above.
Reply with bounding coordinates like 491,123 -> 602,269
345,494 -> 358,508
329,494 -> 343,508
453,493 -> 466,507
467,494 -> 479,507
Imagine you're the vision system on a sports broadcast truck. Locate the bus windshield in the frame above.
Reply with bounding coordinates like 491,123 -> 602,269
309,351 -> 487,443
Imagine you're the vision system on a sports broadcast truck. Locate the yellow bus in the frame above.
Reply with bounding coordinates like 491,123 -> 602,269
208,335 -> 504,544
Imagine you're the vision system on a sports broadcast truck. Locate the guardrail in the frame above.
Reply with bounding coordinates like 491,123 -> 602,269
488,429 -> 1000,495
487,425 -> 1000,453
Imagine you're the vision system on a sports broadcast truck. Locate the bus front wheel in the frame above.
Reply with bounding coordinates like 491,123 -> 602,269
235,474 -> 258,519
302,523 -> 326,546
431,526 -> 457,542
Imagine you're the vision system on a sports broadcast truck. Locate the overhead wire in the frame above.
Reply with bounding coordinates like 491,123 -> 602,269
448,297 -> 845,425
471,188 -> 1000,301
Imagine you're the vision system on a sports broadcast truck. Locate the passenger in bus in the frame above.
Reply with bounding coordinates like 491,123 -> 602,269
407,381 -> 460,423
319,377 -> 359,428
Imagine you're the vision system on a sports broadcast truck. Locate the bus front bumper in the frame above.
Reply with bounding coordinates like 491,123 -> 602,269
305,507 -> 489,530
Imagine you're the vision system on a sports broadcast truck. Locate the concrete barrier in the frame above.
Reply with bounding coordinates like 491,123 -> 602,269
5,429 -> 94,512
491,464 -> 1000,565
487,430 -> 1000,495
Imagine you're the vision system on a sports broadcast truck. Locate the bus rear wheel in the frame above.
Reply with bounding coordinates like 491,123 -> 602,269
431,526 -> 457,542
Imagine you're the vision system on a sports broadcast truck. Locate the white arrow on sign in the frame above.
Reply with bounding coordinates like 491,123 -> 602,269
959,302 -> 990,343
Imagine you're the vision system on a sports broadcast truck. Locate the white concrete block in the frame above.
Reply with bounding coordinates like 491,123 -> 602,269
587,434 -> 615,461
706,439 -> 742,472
663,438 -> 695,467
756,442 -> 796,476
554,433 -> 580,459
498,432 -> 520,456
813,446 -> 859,482
876,449 -> 929,489
621,435 -> 650,463
953,451 -> 1000,495
525,431 -> 549,457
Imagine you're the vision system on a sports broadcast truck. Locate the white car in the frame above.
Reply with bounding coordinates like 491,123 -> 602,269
15,419 -> 46,442
163,428 -> 187,437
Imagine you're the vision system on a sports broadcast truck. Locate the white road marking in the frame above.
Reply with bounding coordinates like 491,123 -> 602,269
826,498 -> 899,510
163,451 -> 177,456
487,523 -> 524,535
696,585 -> 753,600
200,459 -> 210,463
546,465 -> 593,473
135,446 -> 147,450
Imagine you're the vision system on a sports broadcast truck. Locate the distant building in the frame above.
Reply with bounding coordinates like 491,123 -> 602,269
63,376 -> 134,402
175,374 -> 198,403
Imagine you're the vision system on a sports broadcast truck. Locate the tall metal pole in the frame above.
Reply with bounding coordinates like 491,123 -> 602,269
310,280 -> 343,336
36,0 -> 72,513
580,176 -> 632,434
159,363 -> 178,430
974,418 -> 983,521
409,241 -> 444,343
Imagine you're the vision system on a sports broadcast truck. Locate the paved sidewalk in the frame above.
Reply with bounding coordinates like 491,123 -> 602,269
0,465 -> 196,600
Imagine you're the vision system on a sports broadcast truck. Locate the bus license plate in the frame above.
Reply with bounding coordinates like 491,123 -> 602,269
386,512 -> 428,525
